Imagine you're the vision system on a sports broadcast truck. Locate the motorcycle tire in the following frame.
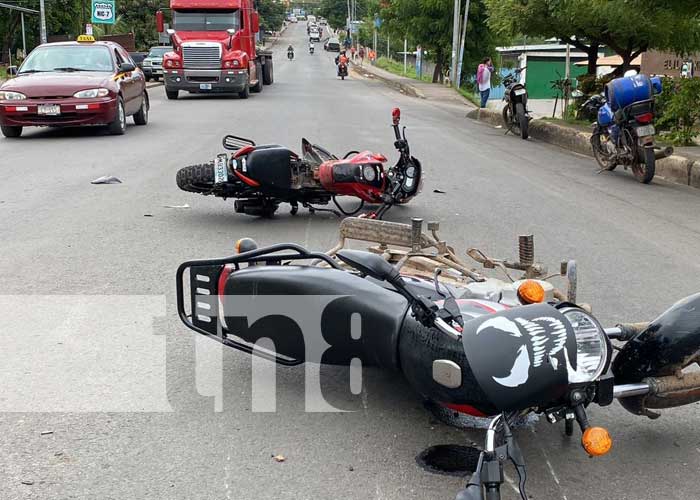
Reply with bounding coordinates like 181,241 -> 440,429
341,75 -> 345,80
633,146 -> 656,184
501,104 -> 510,128
591,131 -> 617,171
176,162 -> 215,193
516,103 -> 528,139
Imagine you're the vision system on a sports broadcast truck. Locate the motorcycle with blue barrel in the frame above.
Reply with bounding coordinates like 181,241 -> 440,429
587,73 -> 669,183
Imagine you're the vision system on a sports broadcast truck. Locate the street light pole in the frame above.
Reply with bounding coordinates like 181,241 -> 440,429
456,0 -> 470,88
450,0 -> 460,86
39,0 -> 47,44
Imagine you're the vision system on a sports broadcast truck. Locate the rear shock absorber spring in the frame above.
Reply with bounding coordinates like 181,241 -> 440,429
518,235 -> 534,266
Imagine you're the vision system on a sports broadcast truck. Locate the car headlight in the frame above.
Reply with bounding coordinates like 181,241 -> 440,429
561,307 -> 609,383
73,88 -> 109,98
0,91 -> 27,100
362,164 -> 376,182
143,60 -> 152,66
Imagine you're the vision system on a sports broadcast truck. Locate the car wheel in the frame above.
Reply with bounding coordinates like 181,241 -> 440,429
1,125 -> 23,138
166,89 -> 179,100
145,75 -> 151,82
107,97 -> 126,135
133,92 -> 149,125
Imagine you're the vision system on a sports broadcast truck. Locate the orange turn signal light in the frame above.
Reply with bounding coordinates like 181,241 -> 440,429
234,238 -> 257,254
581,427 -> 612,457
517,280 -> 546,304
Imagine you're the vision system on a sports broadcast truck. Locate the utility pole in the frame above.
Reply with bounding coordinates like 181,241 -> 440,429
39,0 -> 47,44
456,0 -> 470,89
403,37 -> 407,75
20,12 -> 26,56
450,0 -> 460,86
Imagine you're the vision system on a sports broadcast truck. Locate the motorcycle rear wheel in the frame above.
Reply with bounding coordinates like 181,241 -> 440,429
632,146 -> 655,184
176,162 -> 215,193
516,103 -> 528,140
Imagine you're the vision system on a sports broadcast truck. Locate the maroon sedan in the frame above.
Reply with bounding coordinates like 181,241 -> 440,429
0,37 -> 149,138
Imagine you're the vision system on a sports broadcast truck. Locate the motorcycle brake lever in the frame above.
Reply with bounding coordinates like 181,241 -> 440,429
502,420 -> 528,500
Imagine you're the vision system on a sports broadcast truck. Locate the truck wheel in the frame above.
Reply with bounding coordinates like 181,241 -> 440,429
251,61 -> 263,93
176,162 -> 215,193
262,58 -> 274,85
166,89 -> 179,100
107,97 -> 126,135
1,125 -> 22,138
133,92 -> 149,125
239,82 -> 250,99
145,75 -> 151,82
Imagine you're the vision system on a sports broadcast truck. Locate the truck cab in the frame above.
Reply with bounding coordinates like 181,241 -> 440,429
156,0 -> 273,100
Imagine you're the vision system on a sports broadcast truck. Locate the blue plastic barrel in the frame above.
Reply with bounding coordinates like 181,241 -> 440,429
650,76 -> 663,95
597,103 -> 614,127
605,74 -> 653,111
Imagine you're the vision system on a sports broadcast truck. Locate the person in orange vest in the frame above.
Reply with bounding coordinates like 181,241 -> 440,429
369,49 -> 376,65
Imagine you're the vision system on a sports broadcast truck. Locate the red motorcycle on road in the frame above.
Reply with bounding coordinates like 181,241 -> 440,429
176,108 -> 422,219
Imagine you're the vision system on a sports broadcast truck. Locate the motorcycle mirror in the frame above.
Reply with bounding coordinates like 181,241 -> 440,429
392,107 -> 401,125
336,249 -> 398,282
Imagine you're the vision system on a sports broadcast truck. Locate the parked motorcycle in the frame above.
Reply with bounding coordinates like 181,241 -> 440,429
177,216 -> 700,500
588,74 -> 669,184
502,67 -> 530,140
175,108 -> 422,219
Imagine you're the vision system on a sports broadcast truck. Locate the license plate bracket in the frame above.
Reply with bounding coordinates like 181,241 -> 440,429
38,104 -> 61,115
514,88 -> 527,96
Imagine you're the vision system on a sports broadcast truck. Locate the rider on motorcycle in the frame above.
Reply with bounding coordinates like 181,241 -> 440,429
287,45 -> 294,59
309,41 -> 315,53
335,51 -> 348,66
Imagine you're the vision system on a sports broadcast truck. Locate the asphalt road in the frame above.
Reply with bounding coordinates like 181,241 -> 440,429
2,23 -> 700,500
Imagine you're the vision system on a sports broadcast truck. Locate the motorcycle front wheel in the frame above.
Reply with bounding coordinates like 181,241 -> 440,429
591,131 -> 617,171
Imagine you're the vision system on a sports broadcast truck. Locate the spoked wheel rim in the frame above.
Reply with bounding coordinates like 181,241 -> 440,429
592,133 -> 616,171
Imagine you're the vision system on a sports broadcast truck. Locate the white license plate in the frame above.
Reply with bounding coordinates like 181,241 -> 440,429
636,124 -> 655,137
199,83 -> 212,90
214,155 -> 228,184
514,88 -> 527,96
38,104 -> 61,115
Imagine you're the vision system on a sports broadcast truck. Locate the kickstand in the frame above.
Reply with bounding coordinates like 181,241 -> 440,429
302,203 -> 341,217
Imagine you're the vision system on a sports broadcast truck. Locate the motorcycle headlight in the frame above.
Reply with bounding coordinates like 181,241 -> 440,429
562,307 -> 609,383
73,88 -> 109,98
0,91 -> 27,100
362,164 -> 376,182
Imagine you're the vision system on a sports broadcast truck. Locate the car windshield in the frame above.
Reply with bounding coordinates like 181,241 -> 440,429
147,47 -> 171,58
173,10 -> 241,31
19,45 -> 114,73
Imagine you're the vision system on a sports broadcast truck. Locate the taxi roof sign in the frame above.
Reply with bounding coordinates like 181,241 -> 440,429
77,34 -> 96,43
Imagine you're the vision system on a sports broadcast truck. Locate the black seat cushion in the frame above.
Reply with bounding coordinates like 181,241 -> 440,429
245,147 -> 293,188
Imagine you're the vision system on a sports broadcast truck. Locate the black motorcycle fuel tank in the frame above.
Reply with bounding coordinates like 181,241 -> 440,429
613,292 -> 700,382
222,265 -> 409,368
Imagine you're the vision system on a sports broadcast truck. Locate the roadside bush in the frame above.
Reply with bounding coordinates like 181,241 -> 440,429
656,78 -> 700,146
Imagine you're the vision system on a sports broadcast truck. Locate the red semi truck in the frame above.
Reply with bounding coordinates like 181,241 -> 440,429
155,0 -> 273,100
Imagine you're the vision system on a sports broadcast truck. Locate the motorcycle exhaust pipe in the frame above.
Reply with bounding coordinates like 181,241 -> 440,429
654,146 -> 674,160
614,371 -> 700,411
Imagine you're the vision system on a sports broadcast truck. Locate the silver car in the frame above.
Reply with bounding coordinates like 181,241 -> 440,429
142,46 -> 171,82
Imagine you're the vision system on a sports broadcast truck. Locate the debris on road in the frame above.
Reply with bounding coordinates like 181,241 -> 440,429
143,214 -> 154,217
272,454 -> 286,462
40,430 -> 54,435
433,189 -> 446,194
91,176 -> 122,185
163,204 -> 191,209
21,479 -> 34,485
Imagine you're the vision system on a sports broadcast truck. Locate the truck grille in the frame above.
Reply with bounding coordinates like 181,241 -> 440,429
182,44 -> 221,69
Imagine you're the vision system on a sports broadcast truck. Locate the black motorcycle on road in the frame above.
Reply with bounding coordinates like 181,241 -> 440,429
177,219 -> 700,500
502,67 -> 530,140
287,46 -> 294,60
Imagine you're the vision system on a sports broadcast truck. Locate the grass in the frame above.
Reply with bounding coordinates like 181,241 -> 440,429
456,87 -> 481,107
374,57 -> 433,83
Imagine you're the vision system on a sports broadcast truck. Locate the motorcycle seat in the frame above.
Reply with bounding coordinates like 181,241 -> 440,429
244,147 -> 294,188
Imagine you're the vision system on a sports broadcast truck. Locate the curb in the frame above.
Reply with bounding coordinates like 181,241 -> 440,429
350,62 -> 425,99
468,108 -> 700,190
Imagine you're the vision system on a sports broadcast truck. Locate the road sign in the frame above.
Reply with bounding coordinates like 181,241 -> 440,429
85,23 -> 93,35
91,0 -> 115,24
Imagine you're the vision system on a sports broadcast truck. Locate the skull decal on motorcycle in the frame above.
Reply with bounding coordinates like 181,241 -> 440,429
476,316 -> 568,388
462,304 -> 576,412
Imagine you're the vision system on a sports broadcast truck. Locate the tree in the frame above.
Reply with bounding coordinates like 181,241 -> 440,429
483,0 -> 700,76
258,0 -> 286,33
380,0 -> 498,84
